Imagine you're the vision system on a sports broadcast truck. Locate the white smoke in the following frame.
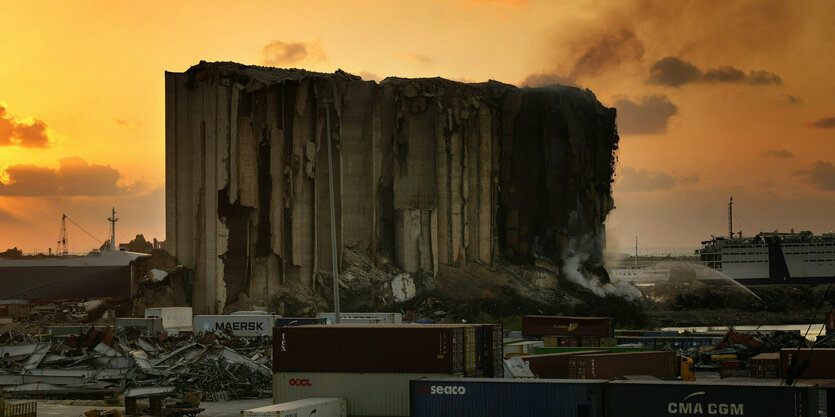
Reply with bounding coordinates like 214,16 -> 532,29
561,234 -> 642,301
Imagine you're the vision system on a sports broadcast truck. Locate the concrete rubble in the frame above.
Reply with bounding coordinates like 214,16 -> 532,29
0,327 -> 271,401
165,62 -> 619,314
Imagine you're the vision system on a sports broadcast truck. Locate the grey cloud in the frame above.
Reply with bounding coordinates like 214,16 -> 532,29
519,73 -> 579,88
0,157 -> 134,196
781,94 -> 802,105
648,57 -> 782,87
260,40 -> 326,67
617,167 -> 676,192
570,28 -> 645,79
614,94 -> 678,135
792,161 -> 835,191
809,117 -> 835,129
0,105 -> 50,147
760,149 -> 795,159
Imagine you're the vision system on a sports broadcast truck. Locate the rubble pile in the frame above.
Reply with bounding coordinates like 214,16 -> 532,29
0,328 -> 271,400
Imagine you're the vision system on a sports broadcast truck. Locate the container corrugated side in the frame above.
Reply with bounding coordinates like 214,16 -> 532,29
780,348 -> 835,378
315,312 -> 403,324
115,318 -> 164,334
464,325 -> 477,373
273,325 -> 463,373
521,350 -> 608,379
522,316 -> 614,337
193,315 -> 274,337
750,352 -> 780,378
243,397 -> 346,417
535,346 -> 652,355
606,380 -> 817,417
144,307 -> 193,332
569,351 -> 676,379
274,372 -> 454,417
410,377 -> 605,417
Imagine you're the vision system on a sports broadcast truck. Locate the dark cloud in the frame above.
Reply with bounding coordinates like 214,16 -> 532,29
614,94 -> 678,135
760,149 -> 795,159
648,57 -> 782,87
400,54 -> 434,65
808,117 -> 835,129
617,167 -> 677,192
781,94 -> 802,105
260,40 -> 326,67
569,28 -> 645,79
648,57 -> 703,87
792,161 -> 835,191
519,73 -> 579,88
0,157 -> 134,196
0,105 -> 50,147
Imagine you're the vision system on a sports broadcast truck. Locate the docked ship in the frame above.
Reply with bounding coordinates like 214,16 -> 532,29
698,198 -> 835,285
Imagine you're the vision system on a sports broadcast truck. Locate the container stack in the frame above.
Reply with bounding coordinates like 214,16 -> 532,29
520,350 -> 606,379
522,316 -> 614,348
750,352 -> 780,378
568,351 -> 677,379
486,324 -> 503,378
272,324 -> 500,416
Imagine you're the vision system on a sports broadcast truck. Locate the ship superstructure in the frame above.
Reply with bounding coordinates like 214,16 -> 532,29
698,198 -> 835,284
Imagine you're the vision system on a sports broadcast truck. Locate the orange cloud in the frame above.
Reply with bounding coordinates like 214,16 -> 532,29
0,104 -> 50,147
0,157 -> 137,196
614,94 -> 678,135
260,40 -> 326,67
808,117 -> 835,129
792,161 -> 835,191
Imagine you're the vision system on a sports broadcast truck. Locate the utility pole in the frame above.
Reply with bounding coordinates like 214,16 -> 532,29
108,207 -> 119,251
324,99 -> 340,323
58,214 -> 69,256
728,197 -> 733,239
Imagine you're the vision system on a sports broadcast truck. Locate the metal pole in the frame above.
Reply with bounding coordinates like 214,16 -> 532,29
324,100 -> 341,323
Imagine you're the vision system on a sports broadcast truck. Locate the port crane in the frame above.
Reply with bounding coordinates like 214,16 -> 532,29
56,213 -> 106,255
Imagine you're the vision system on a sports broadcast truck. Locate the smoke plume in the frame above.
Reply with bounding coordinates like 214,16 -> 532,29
561,234 -> 642,300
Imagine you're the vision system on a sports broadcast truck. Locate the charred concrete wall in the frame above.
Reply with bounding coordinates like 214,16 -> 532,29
165,62 -> 617,314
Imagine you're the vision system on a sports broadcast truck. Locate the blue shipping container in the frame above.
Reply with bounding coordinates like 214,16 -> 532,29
410,378 -> 605,417
606,380 -> 817,417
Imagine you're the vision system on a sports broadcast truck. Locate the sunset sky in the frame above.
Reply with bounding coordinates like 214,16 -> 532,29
1,0 -> 833,255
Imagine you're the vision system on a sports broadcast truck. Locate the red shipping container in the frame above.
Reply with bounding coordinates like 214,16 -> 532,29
568,351 -> 677,379
521,350 -> 607,379
522,316 -> 614,337
827,313 -> 835,333
750,353 -> 779,378
273,324 -> 464,373
581,336 -> 601,347
780,348 -> 835,379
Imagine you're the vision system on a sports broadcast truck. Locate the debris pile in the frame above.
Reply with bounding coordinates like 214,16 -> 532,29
0,328 -> 271,400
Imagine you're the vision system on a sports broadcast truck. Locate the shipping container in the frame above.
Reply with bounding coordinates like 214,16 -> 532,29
828,312 -> 835,333
600,337 -> 617,347
144,307 -> 192,333
464,325 -> 477,373
581,336 -> 600,347
569,351 -> 676,379
542,336 -> 580,347
273,372 -> 453,417
522,316 -> 614,337
521,350 -> 607,379
274,317 -> 327,327
750,352 -> 780,378
115,318 -> 164,334
503,340 -> 544,358
535,346 -> 652,355
781,348 -> 835,379
273,325 -> 463,373
243,397 -> 346,417
485,323 -> 503,378
316,312 -> 403,324
410,377 -> 605,417
44,326 -> 87,337
193,315 -> 274,337
606,380 -> 817,417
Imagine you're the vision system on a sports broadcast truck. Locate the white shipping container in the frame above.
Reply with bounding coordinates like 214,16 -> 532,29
503,340 -> 544,356
115,318 -> 164,334
194,315 -> 275,337
316,312 -> 403,324
243,397 -> 347,417
144,307 -> 193,333
274,372 -> 452,417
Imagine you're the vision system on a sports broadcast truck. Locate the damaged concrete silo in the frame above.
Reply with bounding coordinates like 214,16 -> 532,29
165,62 -> 617,314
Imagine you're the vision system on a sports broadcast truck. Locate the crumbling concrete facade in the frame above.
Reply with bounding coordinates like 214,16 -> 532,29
166,62 -> 617,314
